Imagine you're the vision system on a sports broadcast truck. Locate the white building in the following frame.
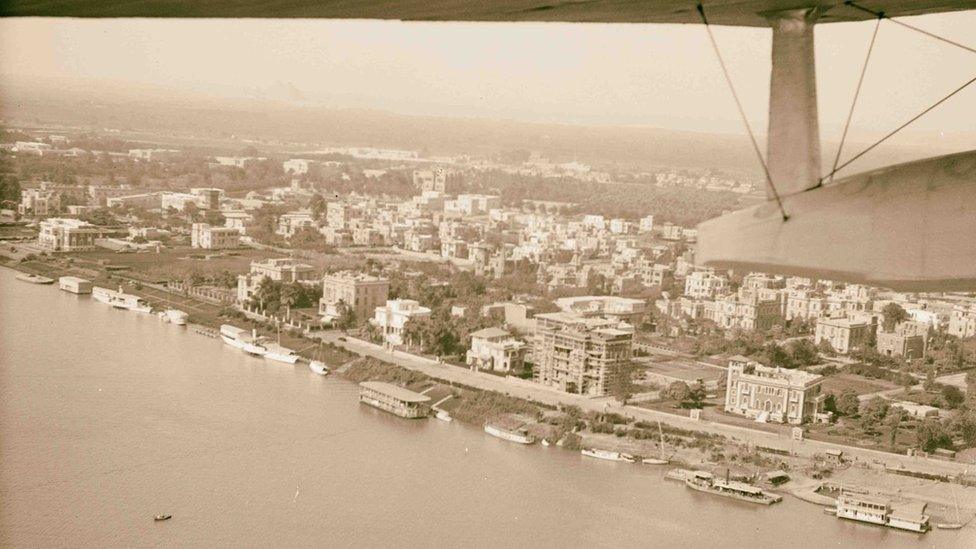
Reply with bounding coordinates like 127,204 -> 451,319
948,303 -> 976,339
190,223 -> 239,250
684,270 -> 729,299
37,218 -> 100,252
465,327 -> 527,373
371,299 -> 431,346
724,356 -> 826,425
236,258 -> 317,303
282,158 -> 311,175
554,295 -> 647,325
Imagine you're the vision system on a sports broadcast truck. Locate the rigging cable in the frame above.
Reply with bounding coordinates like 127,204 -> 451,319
821,1 -> 976,180
844,1 -> 976,55
823,73 -> 976,180
825,13 -> 883,185
696,3 -> 789,221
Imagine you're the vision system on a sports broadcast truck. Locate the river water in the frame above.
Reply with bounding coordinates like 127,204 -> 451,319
1,267 -> 971,548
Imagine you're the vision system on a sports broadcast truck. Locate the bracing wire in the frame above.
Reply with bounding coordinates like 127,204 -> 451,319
696,3 -> 789,221
821,1 -> 976,180
825,13 -> 883,185
844,1 -> 976,56
825,73 -> 976,180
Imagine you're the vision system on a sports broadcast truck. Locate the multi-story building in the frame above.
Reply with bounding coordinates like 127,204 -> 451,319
465,327 -> 528,374
276,210 -> 316,237
948,303 -> 976,339
318,272 -> 390,323
533,312 -> 634,396
236,258 -> 317,303
553,295 -> 647,326
371,299 -> 432,346
453,194 -> 501,216
190,222 -> 239,250
815,314 -> 877,354
413,168 -> 463,194
19,187 -> 62,216
190,188 -> 223,210
37,218 -> 100,251
684,270 -> 729,299
876,321 -> 928,359
724,356 -> 826,425
714,288 -> 783,332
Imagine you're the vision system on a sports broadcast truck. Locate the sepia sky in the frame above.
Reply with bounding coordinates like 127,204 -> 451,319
0,15 -> 974,139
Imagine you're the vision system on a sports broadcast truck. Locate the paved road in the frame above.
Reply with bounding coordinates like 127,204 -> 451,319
320,332 -> 974,477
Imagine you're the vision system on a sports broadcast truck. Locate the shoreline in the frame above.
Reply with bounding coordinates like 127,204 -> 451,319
3,258 -> 975,527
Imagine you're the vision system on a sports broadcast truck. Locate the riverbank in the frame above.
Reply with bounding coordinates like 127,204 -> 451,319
4,256 -> 976,530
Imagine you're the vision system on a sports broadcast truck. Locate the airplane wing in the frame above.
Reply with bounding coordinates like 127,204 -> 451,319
2,1 -> 976,27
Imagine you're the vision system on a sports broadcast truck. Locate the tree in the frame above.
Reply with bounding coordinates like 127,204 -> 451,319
861,397 -> 889,425
788,339 -> 820,367
941,385 -> 965,409
836,389 -> 860,417
916,418 -> 953,453
609,362 -> 636,404
309,193 -> 327,220
335,299 -> 357,330
760,342 -> 794,369
666,381 -> 691,403
885,407 -> 906,449
881,302 -> 909,332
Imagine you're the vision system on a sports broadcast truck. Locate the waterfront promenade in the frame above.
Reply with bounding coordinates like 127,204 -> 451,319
322,332 -> 975,478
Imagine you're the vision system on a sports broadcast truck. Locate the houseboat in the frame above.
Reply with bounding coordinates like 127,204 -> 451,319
58,276 -> 92,294
834,492 -> 929,533
16,273 -> 54,284
581,448 -> 636,463
219,324 -> 268,356
684,471 -> 782,505
484,422 -> 535,444
92,286 -> 152,313
359,381 -> 431,418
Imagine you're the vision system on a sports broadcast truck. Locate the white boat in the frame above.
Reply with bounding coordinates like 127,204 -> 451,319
160,309 -> 188,325
484,422 -> 535,444
309,361 -> 329,375
59,276 -> 92,294
642,421 -> 670,465
16,273 -> 54,284
92,286 -> 152,313
219,324 -> 267,356
541,439 -> 550,447
435,410 -> 453,422
264,343 -> 300,364
834,491 -> 929,532
581,448 -> 636,463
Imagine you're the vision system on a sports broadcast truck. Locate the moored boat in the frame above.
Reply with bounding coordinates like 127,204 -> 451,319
92,286 -> 152,313
684,471 -> 782,505
309,360 -> 329,375
435,409 -> 453,422
484,422 -> 535,444
219,324 -> 268,356
16,273 -> 54,284
581,448 -> 636,463
642,458 -> 669,465
264,342 -> 300,364
834,491 -> 929,532
160,309 -> 188,325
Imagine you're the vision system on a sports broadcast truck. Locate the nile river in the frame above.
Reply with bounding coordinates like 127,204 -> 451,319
0,267 -> 971,548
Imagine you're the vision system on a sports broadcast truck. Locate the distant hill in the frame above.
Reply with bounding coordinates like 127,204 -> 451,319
0,76 -> 965,176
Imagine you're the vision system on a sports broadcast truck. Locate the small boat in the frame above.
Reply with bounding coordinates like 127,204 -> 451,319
16,273 -> 54,284
484,422 -> 535,444
936,523 -> 963,530
581,448 -> 636,463
541,439 -> 550,447
160,309 -> 188,325
309,361 -> 329,375
642,458 -> 669,465
435,410 -> 453,422
823,507 -> 837,515
265,343 -> 300,364
154,515 -> 172,521
264,324 -> 299,364
59,276 -> 92,294
219,324 -> 267,356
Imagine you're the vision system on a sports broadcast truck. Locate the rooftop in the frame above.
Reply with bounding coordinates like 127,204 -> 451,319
470,327 -> 510,339
359,381 -> 431,403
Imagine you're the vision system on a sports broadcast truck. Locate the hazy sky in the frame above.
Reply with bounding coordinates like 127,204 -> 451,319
1,14 -> 974,140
